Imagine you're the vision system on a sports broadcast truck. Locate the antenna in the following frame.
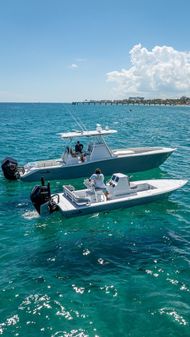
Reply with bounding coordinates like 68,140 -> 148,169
68,106 -> 87,131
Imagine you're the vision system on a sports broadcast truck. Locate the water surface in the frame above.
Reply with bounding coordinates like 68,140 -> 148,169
0,103 -> 189,337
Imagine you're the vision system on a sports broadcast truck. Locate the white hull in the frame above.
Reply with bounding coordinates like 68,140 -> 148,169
39,178 -> 187,218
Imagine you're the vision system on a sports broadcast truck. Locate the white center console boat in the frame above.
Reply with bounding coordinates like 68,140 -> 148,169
30,173 -> 187,218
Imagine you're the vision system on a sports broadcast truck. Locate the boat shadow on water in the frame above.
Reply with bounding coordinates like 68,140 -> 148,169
26,232 -> 183,286
22,198 -> 185,279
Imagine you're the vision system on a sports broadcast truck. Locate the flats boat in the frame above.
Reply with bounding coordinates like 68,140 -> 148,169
30,173 -> 187,218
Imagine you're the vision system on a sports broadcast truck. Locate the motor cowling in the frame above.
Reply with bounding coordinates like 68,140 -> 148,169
30,178 -> 51,215
1,157 -> 20,180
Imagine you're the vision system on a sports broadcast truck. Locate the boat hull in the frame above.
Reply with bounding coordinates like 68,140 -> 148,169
59,191 -> 172,218
57,179 -> 187,218
21,148 -> 174,182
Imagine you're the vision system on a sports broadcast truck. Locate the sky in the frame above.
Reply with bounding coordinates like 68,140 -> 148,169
0,0 -> 190,102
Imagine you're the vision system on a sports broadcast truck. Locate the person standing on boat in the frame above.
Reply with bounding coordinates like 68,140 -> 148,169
75,141 -> 83,153
89,168 -> 109,200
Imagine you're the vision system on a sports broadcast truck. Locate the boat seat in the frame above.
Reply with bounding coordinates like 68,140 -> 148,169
95,190 -> 105,202
73,195 -> 90,205
64,184 -> 75,191
63,185 -> 90,205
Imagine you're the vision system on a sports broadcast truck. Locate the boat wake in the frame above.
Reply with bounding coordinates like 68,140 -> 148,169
22,210 -> 40,220
89,213 -> 100,218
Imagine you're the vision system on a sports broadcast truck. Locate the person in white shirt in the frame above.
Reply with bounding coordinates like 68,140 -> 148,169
89,168 -> 109,200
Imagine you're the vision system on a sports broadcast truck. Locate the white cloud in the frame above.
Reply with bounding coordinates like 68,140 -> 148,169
107,44 -> 190,98
69,63 -> 78,69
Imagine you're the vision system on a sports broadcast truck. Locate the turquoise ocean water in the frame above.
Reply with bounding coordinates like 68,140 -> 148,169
0,103 -> 190,337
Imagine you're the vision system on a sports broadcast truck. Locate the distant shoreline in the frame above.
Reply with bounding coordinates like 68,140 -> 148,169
72,97 -> 190,106
0,99 -> 190,106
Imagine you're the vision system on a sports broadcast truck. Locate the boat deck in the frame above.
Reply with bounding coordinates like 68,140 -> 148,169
112,147 -> 170,157
55,179 -> 187,214
25,158 -> 64,170
58,194 -> 76,211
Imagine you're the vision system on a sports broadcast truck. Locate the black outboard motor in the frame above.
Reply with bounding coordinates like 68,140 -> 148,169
30,177 -> 58,215
1,157 -> 20,180
30,177 -> 51,215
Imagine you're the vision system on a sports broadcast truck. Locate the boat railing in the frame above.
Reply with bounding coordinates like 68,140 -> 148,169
25,159 -> 63,169
51,193 -> 60,203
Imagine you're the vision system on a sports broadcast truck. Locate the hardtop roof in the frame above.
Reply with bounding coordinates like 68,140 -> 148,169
59,128 -> 117,139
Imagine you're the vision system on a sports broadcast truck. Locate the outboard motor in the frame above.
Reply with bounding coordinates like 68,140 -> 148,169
30,177 -> 51,215
30,177 -> 58,215
1,157 -> 20,180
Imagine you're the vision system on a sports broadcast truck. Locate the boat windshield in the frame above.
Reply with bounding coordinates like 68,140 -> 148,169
112,175 -> 119,182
